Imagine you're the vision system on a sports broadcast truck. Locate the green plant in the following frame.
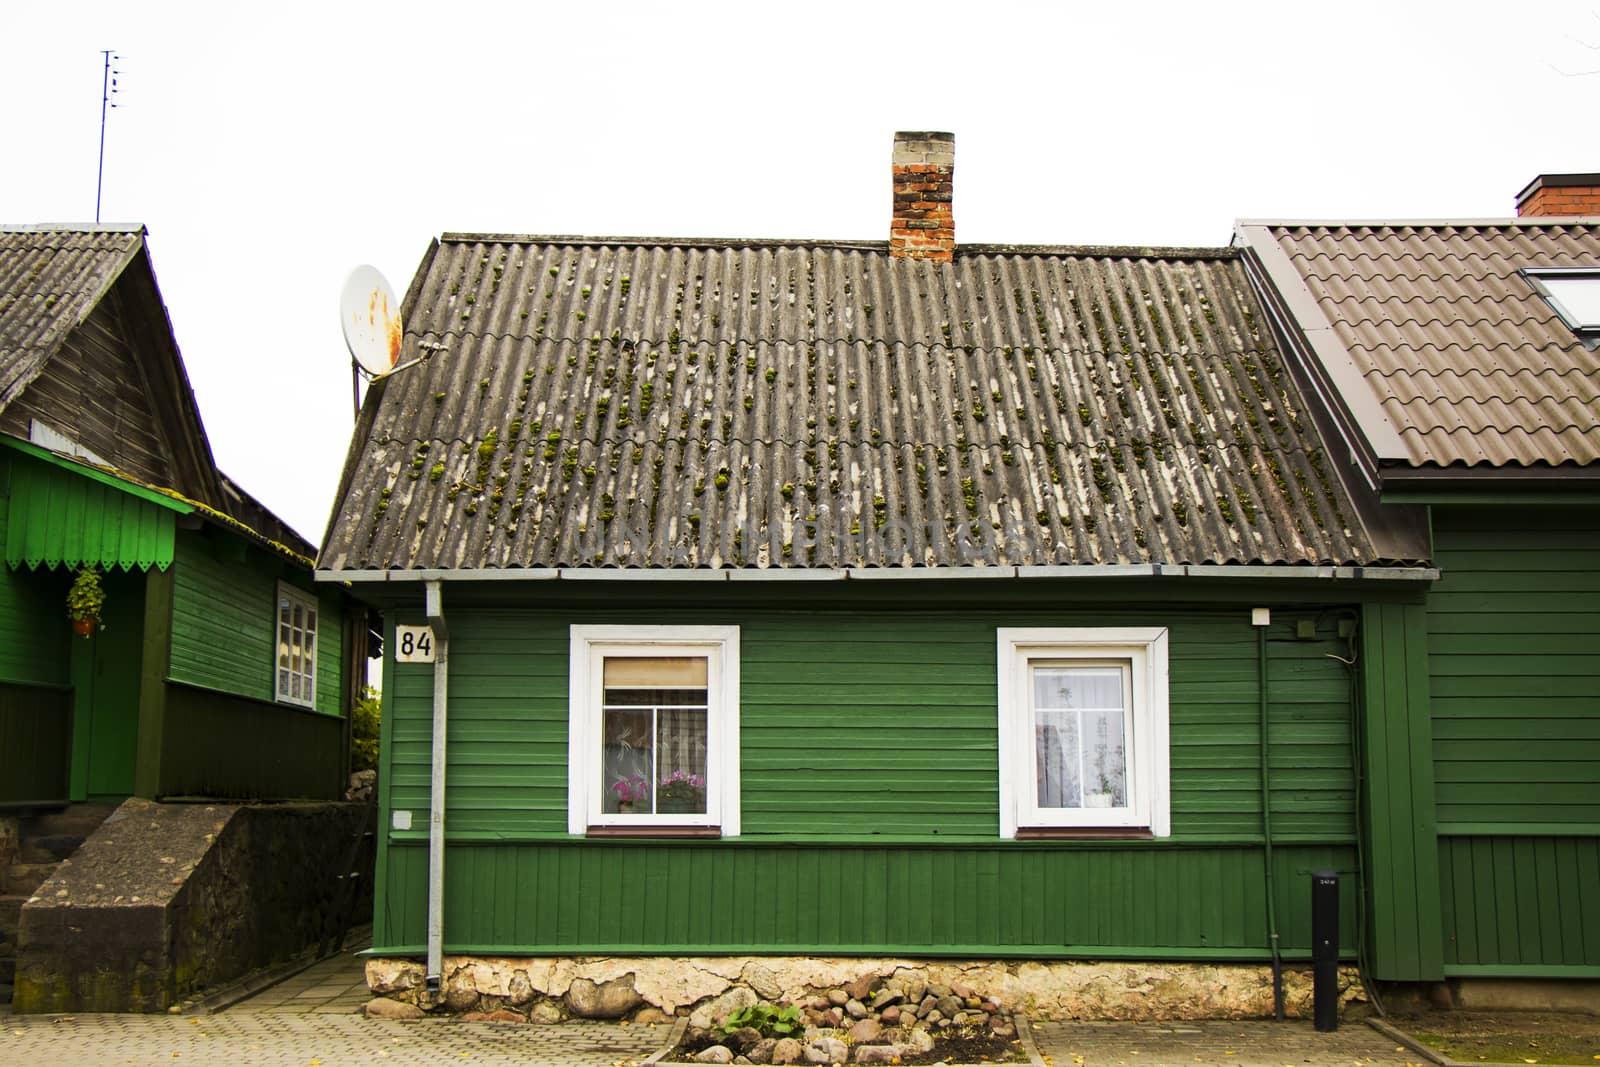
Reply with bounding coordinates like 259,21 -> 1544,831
352,685 -> 382,773
66,566 -> 105,629
720,1002 -> 801,1039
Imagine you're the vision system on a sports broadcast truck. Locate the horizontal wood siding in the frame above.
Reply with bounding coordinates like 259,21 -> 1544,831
0,682 -> 71,805
1428,507 -> 1600,827
168,531 -> 343,715
1438,835 -> 1600,971
377,840 -> 1356,957
385,607 -> 1356,840
377,599 -> 1359,955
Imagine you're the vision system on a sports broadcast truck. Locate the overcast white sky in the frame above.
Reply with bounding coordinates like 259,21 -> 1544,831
5,1 -> 1599,542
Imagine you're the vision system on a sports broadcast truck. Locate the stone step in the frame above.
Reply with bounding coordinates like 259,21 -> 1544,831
0,895 -> 21,942
20,834 -> 84,864
4,863 -> 55,896
22,804 -> 116,838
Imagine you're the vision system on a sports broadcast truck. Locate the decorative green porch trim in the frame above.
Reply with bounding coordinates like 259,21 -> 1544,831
0,436 -> 193,515
4,447 -> 181,571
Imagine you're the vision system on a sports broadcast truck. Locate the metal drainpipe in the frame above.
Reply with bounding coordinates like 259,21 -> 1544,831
424,580 -> 450,989
1258,623 -> 1285,1020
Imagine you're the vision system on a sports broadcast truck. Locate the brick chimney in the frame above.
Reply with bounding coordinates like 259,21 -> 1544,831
890,131 -> 955,262
1516,173 -> 1600,217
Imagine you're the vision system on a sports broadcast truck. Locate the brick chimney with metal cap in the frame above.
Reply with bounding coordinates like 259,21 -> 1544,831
1516,173 -> 1600,217
890,131 -> 955,262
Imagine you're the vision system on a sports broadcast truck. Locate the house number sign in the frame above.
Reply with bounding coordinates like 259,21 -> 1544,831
395,625 -> 436,663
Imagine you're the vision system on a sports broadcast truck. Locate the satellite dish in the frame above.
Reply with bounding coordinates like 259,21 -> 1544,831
340,265 -> 402,376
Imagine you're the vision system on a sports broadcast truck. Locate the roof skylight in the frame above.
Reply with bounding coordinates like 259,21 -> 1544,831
1524,267 -> 1600,337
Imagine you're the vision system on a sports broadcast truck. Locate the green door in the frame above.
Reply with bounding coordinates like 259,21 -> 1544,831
70,569 -> 146,800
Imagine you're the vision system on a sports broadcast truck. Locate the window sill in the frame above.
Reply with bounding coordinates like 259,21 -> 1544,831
1015,827 -> 1154,841
585,825 -> 722,840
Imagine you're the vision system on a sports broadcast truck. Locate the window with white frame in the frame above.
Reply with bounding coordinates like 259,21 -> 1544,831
275,583 -> 318,708
568,626 -> 740,835
997,627 -> 1170,838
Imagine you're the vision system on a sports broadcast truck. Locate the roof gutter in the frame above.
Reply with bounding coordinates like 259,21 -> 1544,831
317,563 -> 1440,584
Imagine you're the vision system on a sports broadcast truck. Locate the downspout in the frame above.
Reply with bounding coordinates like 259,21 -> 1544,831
1256,615 -> 1285,1020
424,580 -> 449,990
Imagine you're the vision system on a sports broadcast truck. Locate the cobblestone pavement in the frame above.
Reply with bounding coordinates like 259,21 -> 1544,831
0,1014 -> 667,1066
222,940 -> 371,1015
1031,1019 -> 1424,1067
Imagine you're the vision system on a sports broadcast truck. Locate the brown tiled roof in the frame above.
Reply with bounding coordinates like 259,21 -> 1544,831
319,236 -> 1392,573
1242,221 -> 1600,469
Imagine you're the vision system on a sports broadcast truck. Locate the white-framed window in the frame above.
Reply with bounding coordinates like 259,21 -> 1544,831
275,582 -> 319,709
568,625 -> 740,836
997,627 -> 1170,839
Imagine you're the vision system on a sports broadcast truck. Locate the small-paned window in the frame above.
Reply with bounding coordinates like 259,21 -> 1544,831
569,626 -> 740,836
1524,268 -> 1600,338
276,583 -> 318,708
997,628 -> 1170,839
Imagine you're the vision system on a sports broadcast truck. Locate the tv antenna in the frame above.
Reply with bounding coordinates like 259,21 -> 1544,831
96,50 -> 121,223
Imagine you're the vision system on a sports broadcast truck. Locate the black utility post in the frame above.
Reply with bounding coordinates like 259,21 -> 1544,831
1311,870 -> 1340,1032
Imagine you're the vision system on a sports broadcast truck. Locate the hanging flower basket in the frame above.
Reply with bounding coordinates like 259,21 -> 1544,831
66,565 -> 105,639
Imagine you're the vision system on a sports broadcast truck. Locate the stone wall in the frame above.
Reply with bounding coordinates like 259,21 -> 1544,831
365,955 -> 1366,1023
14,798 -> 373,1013
0,816 -> 17,870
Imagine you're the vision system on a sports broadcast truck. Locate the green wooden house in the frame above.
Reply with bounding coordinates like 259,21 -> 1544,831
1237,187 -> 1600,985
0,226 -> 364,808
319,134 -> 1456,1006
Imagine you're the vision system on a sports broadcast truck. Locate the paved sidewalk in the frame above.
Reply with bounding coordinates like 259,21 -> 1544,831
1031,1018 -> 1422,1067
223,940 -> 371,1015
0,1014 -> 666,1066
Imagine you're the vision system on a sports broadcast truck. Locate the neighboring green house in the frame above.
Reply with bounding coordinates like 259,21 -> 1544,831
319,134 -> 1456,1009
1237,190 -> 1600,984
0,226 -> 364,807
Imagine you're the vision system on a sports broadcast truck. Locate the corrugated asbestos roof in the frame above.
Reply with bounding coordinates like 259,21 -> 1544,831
1251,221 -> 1600,468
0,226 -> 143,410
320,237 -> 1387,572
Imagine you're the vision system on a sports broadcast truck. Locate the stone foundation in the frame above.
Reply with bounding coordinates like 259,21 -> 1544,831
365,955 -> 1365,1022
14,798 -> 373,1013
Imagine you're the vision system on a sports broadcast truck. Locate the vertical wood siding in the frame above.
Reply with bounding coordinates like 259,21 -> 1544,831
377,840 -> 1357,958
377,600 -> 1359,956
1438,836 -> 1600,971
1360,602 -> 1444,981
168,531 -> 344,715
0,682 -> 71,804
0,470 -> 71,687
1428,506 -> 1600,976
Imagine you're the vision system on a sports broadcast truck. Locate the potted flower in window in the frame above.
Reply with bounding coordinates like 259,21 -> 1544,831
658,770 -> 706,814
610,774 -> 649,814
66,565 -> 105,638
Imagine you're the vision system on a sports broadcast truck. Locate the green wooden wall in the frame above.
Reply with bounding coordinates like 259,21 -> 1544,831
1428,507 -> 1600,829
168,529 -> 344,716
0,459 -> 72,688
156,682 -> 346,799
0,682 -> 71,805
374,597 -> 1362,957
1426,505 -> 1600,975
